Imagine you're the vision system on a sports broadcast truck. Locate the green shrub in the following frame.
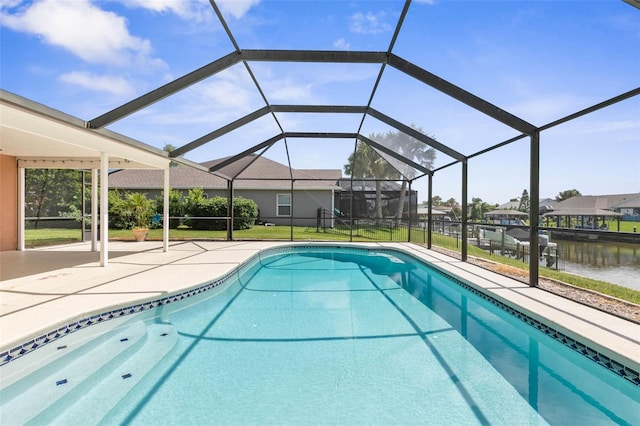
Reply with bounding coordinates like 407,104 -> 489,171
184,195 -> 257,230
233,196 -> 259,230
184,187 -> 207,213
185,196 -> 225,230
108,190 -> 133,230
107,190 -> 154,230
155,189 -> 184,229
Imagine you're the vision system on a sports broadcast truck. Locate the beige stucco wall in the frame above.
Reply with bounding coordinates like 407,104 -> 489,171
0,154 -> 18,251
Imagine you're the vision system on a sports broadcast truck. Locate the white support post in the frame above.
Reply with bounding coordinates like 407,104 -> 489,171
91,168 -> 99,252
163,168 -> 169,252
100,153 -> 109,267
17,167 -> 25,251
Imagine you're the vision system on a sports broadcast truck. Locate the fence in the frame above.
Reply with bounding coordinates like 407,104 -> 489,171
24,213 -> 563,270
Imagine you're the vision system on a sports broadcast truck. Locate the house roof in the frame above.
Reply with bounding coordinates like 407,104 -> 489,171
545,193 -> 639,216
539,193 -> 640,217
109,155 -> 342,191
485,209 -> 529,217
498,198 -> 554,210
497,201 -> 520,210
417,207 -> 448,216
611,195 -> 640,209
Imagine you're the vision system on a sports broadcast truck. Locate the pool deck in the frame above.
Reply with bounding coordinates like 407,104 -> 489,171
1,240 -> 638,373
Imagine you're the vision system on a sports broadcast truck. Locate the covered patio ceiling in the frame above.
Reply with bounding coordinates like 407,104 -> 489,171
0,90 -> 170,170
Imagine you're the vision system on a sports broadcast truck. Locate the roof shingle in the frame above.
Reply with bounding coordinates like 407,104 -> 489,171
109,155 -> 342,191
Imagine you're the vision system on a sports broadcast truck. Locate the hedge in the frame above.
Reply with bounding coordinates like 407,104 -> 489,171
184,196 -> 258,230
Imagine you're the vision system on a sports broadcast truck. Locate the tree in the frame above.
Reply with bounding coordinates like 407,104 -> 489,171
431,195 -> 442,206
468,197 -> 497,221
556,189 -> 581,202
344,142 -> 390,218
25,169 -> 83,228
446,198 -> 462,219
386,126 -> 436,219
163,144 -> 179,168
518,189 -> 530,213
344,126 -> 436,219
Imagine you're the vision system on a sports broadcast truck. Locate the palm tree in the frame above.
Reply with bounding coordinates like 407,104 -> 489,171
345,142 -> 387,218
386,127 -> 436,219
346,140 -> 398,218
344,127 -> 436,219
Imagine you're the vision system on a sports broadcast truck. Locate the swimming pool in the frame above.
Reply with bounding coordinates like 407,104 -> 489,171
1,246 -> 638,424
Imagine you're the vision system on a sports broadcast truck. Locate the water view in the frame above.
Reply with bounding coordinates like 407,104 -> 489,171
555,240 -> 640,290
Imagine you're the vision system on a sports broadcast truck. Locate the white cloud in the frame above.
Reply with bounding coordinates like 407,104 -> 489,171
350,11 -> 391,35
0,0 -> 161,67
118,0 -> 214,22
333,38 -> 351,51
59,71 -> 135,96
508,94 -> 589,126
198,68 -> 258,109
267,81 -> 313,102
134,66 -> 263,127
217,0 -> 260,19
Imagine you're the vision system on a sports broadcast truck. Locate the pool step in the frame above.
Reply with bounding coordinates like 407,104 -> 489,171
45,323 -> 178,424
1,321 -> 148,425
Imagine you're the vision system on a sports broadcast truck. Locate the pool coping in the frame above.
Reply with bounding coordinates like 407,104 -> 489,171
1,241 -> 638,386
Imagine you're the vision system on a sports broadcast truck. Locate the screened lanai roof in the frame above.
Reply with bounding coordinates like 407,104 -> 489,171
1,0 -> 638,204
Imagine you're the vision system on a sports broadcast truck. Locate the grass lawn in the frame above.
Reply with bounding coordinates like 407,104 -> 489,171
543,220 -> 640,233
603,220 -> 640,233
109,225 -> 406,242
23,226 -> 640,305
25,228 -> 82,247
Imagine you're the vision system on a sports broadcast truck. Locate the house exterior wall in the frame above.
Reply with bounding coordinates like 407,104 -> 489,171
0,154 -> 18,251
237,189 -> 334,226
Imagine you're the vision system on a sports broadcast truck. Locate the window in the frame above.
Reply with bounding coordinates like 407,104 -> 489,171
277,193 -> 291,216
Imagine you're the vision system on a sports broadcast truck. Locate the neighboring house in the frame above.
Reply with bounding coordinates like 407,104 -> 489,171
611,195 -> 640,220
109,155 -> 342,227
542,193 -> 638,228
498,198 -> 554,213
547,193 -> 637,214
497,200 -> 520,210
416,207 -> 449,217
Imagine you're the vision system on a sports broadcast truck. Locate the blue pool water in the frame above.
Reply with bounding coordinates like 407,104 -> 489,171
1,246 -> 639,424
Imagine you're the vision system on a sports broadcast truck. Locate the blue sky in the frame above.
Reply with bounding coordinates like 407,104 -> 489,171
1,0 -> 639,205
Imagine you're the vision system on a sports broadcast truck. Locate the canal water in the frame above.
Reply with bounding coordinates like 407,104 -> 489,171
555,239 -> 640,291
